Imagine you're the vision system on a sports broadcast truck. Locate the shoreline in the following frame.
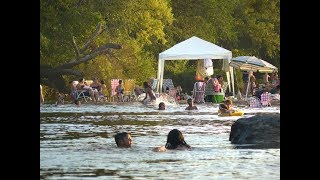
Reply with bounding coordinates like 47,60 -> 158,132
42,99 -> 280,107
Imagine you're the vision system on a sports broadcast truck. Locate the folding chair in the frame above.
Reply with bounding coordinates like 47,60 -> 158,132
123,79 -> 136,102
192,81 -> 206,103
162,79 -> 175,92
260,92 -> 272,106
249,96 -> 262,108
223,81 -> 229,94
167,88 -> 177,103
69,81 -> 91,103
76,90 -> 92,102
110,79 -> 121,102
150,79 -> 159,92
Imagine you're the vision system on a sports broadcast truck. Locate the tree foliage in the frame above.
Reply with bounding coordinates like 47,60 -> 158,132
40,0 -> 280,99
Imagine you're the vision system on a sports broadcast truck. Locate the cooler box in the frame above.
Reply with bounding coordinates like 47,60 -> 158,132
212,92 -> 225,103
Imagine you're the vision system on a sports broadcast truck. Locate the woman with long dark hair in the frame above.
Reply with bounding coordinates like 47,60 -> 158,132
153,129 -> 191,152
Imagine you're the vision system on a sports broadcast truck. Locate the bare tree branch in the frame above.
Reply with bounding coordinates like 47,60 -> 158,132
56,69 -> 83,76
40,67 -> 81,77
40,23 -> 122,93
58,43 -> 122,69
72,36 -> 80,59
75,0 -> 86,8
79,23 -> 104,54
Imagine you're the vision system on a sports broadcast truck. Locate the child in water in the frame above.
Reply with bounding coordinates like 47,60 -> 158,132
219,99 -> 235,115
185,98 -> 198,110
158,102 -> 165,110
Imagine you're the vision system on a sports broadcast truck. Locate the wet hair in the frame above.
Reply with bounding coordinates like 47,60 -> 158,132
114,132 -> 130,147
224,99 -> 232,105
219,104 -> 228,109
187,98 -> 193,103
165,129 -> 191,149
159,102 -> 165,110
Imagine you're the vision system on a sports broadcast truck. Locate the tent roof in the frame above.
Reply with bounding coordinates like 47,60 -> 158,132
159,36 -> 232,61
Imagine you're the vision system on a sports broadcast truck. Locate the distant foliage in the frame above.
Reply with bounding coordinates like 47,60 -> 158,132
40,0 -> 279,98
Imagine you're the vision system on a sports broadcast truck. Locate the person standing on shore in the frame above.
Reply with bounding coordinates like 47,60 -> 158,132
263,73 -> 270,84
40,85 -> 44,104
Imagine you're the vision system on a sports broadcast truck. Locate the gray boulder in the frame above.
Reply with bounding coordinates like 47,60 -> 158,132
229,113 -> 280,148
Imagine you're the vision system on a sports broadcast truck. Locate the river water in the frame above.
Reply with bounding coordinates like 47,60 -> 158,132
40,102 -> 280,179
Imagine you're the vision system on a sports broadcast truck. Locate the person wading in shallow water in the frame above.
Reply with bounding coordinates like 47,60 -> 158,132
142,81 -> 156,104
152,129 -> 191,152
185,98 -> 198,110
114,132 -> 132,148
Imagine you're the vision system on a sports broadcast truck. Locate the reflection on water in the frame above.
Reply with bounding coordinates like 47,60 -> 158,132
40,103 -> 280,179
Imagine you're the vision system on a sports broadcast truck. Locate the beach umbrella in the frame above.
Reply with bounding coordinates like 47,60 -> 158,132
229,56 -> 278,99
230,56 -> 278,73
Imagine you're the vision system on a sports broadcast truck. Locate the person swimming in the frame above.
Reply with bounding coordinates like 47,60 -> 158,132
114,132 -> 132,148
219,99 -> 235,115
158,102 -> 165,110
185,98 -> 198,110
152,129 -> 191,152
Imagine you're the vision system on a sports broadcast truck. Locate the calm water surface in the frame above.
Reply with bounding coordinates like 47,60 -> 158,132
40,102 -> 280,179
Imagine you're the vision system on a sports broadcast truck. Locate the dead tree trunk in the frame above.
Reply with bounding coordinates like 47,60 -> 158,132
40,23 -> 122,93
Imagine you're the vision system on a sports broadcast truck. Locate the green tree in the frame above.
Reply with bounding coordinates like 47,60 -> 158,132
40,0 -> 174,97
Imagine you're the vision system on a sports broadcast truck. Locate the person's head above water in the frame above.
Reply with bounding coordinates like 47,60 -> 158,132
219,103 -> 228,109
114,132 -> 132,148
223,99 -> 232,106
187,98 -> 193,105
165,129 -> 191,149
158,102 -> 165,110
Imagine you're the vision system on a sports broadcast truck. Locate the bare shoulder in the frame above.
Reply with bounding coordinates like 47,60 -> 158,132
152,146 -> 167,152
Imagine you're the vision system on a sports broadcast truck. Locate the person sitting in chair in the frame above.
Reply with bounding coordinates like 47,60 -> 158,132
90,77 -> 101,91
76,78 -> 99,103
55,92 -> 65,105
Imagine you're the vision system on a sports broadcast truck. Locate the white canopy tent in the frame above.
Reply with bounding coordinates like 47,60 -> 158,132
157,36 -> 235,96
